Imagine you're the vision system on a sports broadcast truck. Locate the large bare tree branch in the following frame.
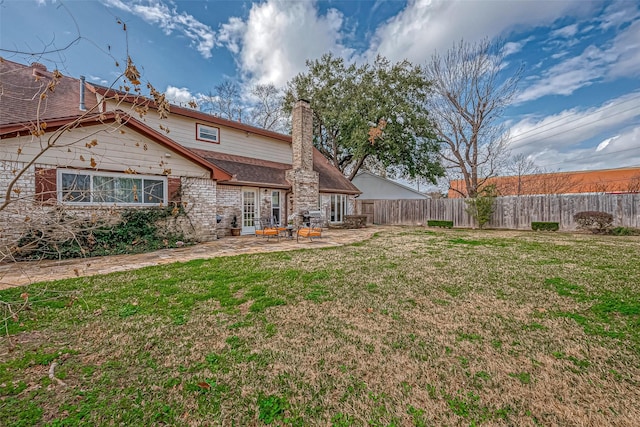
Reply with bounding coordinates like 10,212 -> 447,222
426,38 -> 522,197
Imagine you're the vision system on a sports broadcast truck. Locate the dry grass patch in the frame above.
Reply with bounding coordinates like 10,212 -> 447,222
1,228 -> 638,425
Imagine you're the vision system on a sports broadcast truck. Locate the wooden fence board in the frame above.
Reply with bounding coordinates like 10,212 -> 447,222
356,194 -> 640,230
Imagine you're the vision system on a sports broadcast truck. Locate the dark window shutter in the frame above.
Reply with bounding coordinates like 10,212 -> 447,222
35,168 -> 57,202
168,177 -> 181,202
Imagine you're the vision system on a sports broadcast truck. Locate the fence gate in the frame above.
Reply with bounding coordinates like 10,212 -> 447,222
360,201 -> 375,224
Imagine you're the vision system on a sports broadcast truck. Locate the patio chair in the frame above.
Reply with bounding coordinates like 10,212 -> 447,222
297,218 -> 323,242
271,216 -> 288,237
255,217 -> 280,241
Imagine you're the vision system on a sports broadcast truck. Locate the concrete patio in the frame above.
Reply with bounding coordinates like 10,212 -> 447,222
0,226 -> 382,289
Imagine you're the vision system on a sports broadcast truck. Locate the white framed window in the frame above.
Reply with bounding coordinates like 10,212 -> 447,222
271,190 -> 281,225
58,170 -> 167,206
196,123 -> 219,143
330,194 -> 347,223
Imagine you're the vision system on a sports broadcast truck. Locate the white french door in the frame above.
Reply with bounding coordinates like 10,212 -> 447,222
242,187 -> 258,234
330,194 -> 346,223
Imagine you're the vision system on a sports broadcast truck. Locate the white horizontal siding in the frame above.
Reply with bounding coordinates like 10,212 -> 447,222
104,100 -> 293,164
1,124 -> 209,178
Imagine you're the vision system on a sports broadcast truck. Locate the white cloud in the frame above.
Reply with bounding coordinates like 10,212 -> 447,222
595,135 -> 617,152
507,92 -> 640,171
364,0 -> 595,64
516,44 -> 608,102
608,19 -> 640,79
218,0 -> 352,87
502,41 -> 524,57
101,0 -> 216,59
550,23 -> 578,38
89,75 -> 109,85
165,85 -> 196,106
598,1 -> 640,30
516,18 -> 640,102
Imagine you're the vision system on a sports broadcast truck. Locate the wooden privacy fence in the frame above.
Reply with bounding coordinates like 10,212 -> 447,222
355,194 -> 640,230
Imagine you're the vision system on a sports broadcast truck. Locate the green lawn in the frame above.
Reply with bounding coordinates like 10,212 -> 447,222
1,228 -> 639,426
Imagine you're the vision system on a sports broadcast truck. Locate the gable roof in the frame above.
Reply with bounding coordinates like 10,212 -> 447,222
0,111 -> 230,180
0,58 -> 98,126
448,166 -> 640,198
353,171 -> 428,199
190,147 -> 361,194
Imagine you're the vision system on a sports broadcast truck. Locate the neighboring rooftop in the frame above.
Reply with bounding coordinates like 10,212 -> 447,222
448,166 -> 640,198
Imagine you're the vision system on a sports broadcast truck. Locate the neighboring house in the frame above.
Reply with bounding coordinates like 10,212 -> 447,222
448,167 -> 640,198
352,171 -> 429,200
0,60 -> 360,245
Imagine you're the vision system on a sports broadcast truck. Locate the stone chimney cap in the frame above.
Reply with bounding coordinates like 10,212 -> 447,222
297,98 -> 311,105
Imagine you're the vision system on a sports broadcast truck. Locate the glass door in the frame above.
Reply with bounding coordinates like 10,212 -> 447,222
242,187 -> 258,234
330,194 -> 346,223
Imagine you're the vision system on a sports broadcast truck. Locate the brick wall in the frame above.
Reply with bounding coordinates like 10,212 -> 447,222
176,177 -> 217,242
1,160 -> 220,253
0,161 -> 39,245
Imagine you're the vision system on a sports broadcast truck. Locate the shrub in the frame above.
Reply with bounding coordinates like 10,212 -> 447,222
573,211 -> 613,234
15,206 -> 189,260
610,226 -> 640,236
427,220 -> 453,228
465,184 -> 497,229
531,222 -> 559,231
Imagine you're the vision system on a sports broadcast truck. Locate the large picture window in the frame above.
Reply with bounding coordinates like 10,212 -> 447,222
58,170 -> 167,205
196,123 -> 219,143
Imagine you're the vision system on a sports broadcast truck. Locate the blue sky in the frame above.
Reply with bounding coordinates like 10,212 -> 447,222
1,0 -> 639,175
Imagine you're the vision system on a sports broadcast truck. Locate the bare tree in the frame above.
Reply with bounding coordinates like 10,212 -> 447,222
249,84 -> 288,132
201,80 -> 244,122
626,174 -> 640,193
0,16 -> 177,341
425,39 -> 522,198
503,153 -> 542,195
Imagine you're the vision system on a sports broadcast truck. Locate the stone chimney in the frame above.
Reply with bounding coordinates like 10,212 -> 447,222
286,99 -> 319,223
291,99 -> 313,171
79,75 -> 87,111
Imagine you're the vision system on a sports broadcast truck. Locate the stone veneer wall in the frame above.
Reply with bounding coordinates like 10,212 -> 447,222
286,169 -> 320,226
216,184 -> 242,235
287,99 -> 320,225
291,100 -> 314,171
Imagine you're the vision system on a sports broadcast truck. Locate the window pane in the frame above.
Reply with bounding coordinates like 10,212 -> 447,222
271,191 -> 280,207
198,124 -> 218,142
116,178 -> 142,203
144,179 -> 164,203
243,191 -> 256,227
93,176 -> 117,203
61,173 -> 90,203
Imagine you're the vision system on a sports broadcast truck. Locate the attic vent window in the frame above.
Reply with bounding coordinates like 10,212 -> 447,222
196,123 -> 219,143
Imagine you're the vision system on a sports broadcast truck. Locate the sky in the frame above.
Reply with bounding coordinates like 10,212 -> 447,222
1,0 -> 639,178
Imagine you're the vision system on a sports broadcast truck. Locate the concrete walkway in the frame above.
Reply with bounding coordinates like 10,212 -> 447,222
0,226 -> 383,289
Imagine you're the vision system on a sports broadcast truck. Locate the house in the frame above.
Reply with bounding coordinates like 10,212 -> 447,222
448,167 -> 640,198
352,171 -> 429,200
0,59 -> 360,245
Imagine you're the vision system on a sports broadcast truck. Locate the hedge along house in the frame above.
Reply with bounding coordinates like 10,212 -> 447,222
0,60 -> 359,247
